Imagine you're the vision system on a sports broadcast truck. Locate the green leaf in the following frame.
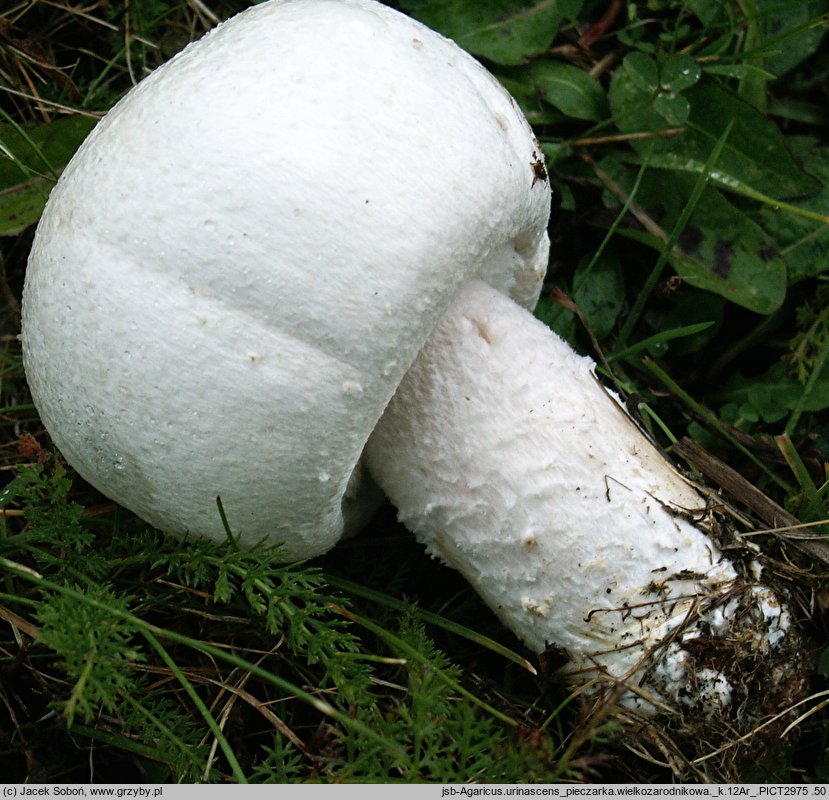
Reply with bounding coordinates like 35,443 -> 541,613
399,0 -> 582,65
687,0 -> 728,25
604,162 -> 788,313
702,63 -> 776,80
610,75 -> 821,200
756,0 -> 829,77
519,61 -> 608,121
0,115 -> 97,236
534,292 -> 576,344
0,472 -> 31,510
683,82 -> 821,196
767,98 -> 829,126
572,253 -> 624,339
660,54 -> 701,91
496,76 -> 567,126
623,52 -> 659,92
716,362 -> 829,422
757,137 -> 829,283
669,217 -> 786,313
653,92 -> 690,125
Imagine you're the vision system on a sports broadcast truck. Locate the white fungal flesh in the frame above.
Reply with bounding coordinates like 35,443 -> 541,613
365,280 -> 791,712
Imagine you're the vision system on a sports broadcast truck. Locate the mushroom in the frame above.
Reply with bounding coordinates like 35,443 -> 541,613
22,0 -> 799,720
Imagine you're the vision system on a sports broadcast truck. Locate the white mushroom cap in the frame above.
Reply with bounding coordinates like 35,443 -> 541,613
21,0 -> 550,558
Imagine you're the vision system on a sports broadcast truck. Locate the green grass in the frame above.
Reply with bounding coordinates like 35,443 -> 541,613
1,0 -> 828,784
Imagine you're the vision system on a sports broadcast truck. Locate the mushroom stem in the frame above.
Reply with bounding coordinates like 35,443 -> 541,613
364,279 -> 795,715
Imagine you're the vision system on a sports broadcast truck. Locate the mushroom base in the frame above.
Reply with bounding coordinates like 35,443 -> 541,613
364,279 -> 804,734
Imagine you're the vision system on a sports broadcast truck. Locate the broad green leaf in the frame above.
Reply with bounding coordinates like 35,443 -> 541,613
609,67 -> 663,128
623,52 -> 659,92
756,0 -> 829,77
669,200 -> 787,310
496,76 -> 568,126
660,54 -> 701,91
0,115 -> 97,236
0,181 -> 53,237
716,362 -> 829,422
399,0 -> 582,65
572,253 -> 624,339
768,98 -> 829,126
534,292 -> 576,344
609,75 -> 821,200
687,0 -> 728,25
518,61 -> 608,121
758,137 -> 829,283
603,162 -> 788,313
684,82 -> 820,196
653,92 -> 689,125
